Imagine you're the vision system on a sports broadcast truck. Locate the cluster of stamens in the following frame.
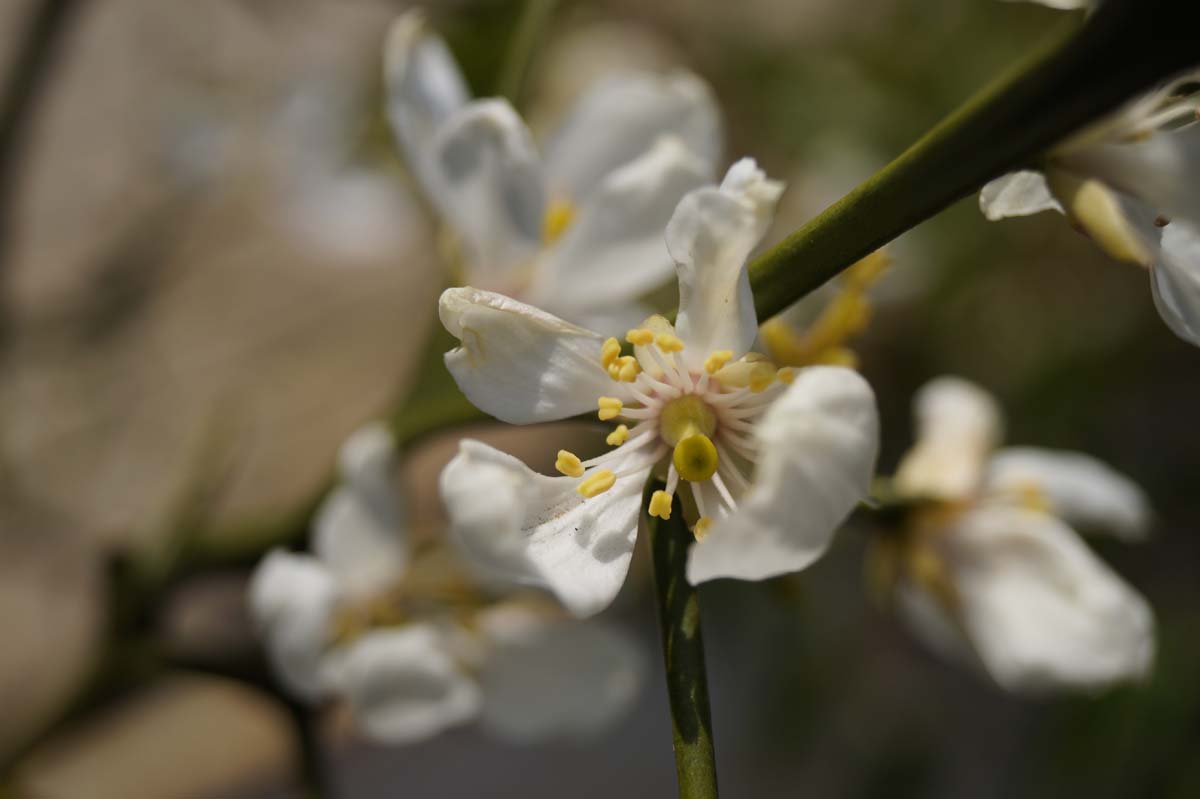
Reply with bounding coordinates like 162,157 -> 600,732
553,319 -> 797,539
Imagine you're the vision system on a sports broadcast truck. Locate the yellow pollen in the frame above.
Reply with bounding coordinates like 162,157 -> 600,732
655,333 -> 684,353
673,433 -> 719,482
1016,482 -> 1051,514
609,355 -> 640,382
606,424 -> 629,446
542,198 -> 575,244
577,469 -> 616,498
598,397 -> 623,421
601,337 -> 621,368
648,490 -> 673,520
776,367 -> 795,384
704,350 -> 733,374
693,517 -> 713,541
749,362 -> 776,393
555,450 -> 584,478
626,328 -> 655,346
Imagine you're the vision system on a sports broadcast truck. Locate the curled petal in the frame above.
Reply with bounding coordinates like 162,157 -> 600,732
894,376 -> 1003,502
247,550 -> 339,702
687,366 -> 880,583
439,440 -> 645,617
979,171 -> 1063,220
1151,220 -> 1200,346
543,71 -> 721,203
668,159 -> 783,368
428,100 -> 545,280
338,626 -> 482,744
985,447 -> 1152,541
532,136 -> 711,316
440,288 -> 623,424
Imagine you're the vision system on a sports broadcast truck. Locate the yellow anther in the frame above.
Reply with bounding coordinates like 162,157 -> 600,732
776,367 -> 795,385
555,450 -> 585,478
601,337 -> 621,368
598,397 -> 623,421
673,433 -> 719,482
648,490 -> 673,520
608,355 -> 640,382
748,362 -> 776,393
704,350 -> 734,374
626,328 -> 655,346
655,332 -> 685,353
542,198 -> 575,244
606,424 -> 629,446
577,469 -> 616,498
1015,482 -> 1051,514
693,517 -> 713,541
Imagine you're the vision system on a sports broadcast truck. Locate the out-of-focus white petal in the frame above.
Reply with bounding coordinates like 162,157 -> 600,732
946,506 -> 1154,694
339,626 -> 482,744
474,604 -> 645,741
1000,0 -> 1093,9
531,137 -> 711,315
247,550 -> 339,702
985,447 -> 1152,541
668,159 -> 783,368
543,71 -> 721,203
894,579 -> 974,666
1151,220 -> 1200,346
439,287 -> 622,424
439,440 -> 647,617
383,11 -> 470,187
894,377 -> 1003,502
427,100 -> 545,280
687,367 -> 879,583
979,171 -> 1063,220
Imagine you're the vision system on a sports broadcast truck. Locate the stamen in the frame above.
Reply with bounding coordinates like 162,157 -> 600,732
626,328 -> 655,346
648,490 -> 673,520
693,517 -> 713,541
542,199 -> 575,244
749,363 -> 776,393
577,469 -> 616,498
776,367 -> 795,385
656,332 -> 685,353
704,350 -> 733,374
601,338 -> 621,368
598,397 -> 623,421
555,450 -> 585,478
710,471 -> 738,510
607,355 -> 641,382
606,424 -> 630,446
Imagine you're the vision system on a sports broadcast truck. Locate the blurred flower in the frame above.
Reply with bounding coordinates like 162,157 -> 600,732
870,377 -> 1155,694
1002,0 -> 1093,9
980,71 -> 1200,345
248,423 -> 643,744
384,10 -> 723,331
437,161 -> 879,616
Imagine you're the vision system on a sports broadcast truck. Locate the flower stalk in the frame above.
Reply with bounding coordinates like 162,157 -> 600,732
645,481 -> 719,799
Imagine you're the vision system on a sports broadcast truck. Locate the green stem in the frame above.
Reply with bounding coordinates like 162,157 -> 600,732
645,481 -> 719,799
749,0 -> 1200,320
496,0 -> 559,105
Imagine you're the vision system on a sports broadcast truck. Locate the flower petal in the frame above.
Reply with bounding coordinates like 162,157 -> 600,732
474,604 -> 645,741
427,100 -> 545,281
894,376 -> 1003,502
439,440 -> 646,617
687,366 -> 879,583
543,71 -> 721,204
247,550 -> 339,702
941,506 -> 1154,694
984,447 -> 1152,541
531,136 -> 711,316
668,159 -> 783,367
1151,219 -> 1200,346
337,625 -> 482,744
978,171 -> 1063,220
383,10 -> 470,190
440,288 -> 624,423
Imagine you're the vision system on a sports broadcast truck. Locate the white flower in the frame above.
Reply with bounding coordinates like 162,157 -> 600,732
438,160 -> 880,617
248,422 -> 644,743
883,377 -> 1155,694
1000,0 -> 1093,9
384,10 -> 722,330
980,71 -> 1200,345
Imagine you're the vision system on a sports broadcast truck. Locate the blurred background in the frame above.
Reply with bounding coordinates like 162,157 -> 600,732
1,0 -> 1197,796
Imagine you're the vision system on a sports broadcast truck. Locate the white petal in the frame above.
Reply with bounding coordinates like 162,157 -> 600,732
439,440 -> 646,617
383,10 -> 470,191
474,605 -> 645,741
999,0 -> 1093,9
247,550 -> 339,702
687,366 -> 879,583
668,159 -> 783,367
543,71 -> 721,203
531,137 -> 711,316
439,287 -> 623,424
427,100 -> 545,280
978,171 -> 1063,220
894,376 -> 1003,502
1151,219 -> 1200,346
984,447 -> 1152,541
339,626 -> 482,744
945,506 -> 1154,694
